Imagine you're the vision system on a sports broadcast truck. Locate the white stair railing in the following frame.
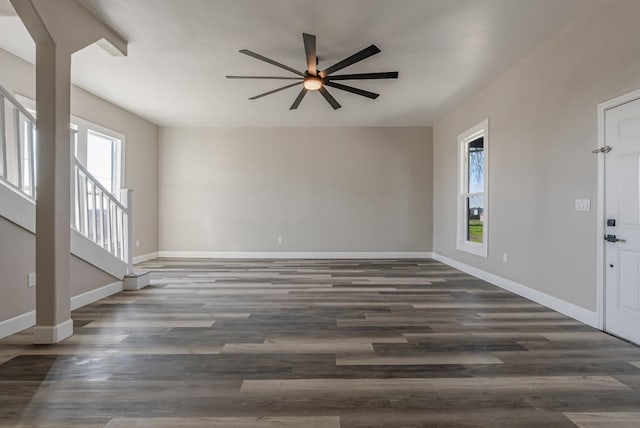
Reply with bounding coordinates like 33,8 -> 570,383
72,160 -> 129,263
0,83 -> 129,264
0,85 -> 37,199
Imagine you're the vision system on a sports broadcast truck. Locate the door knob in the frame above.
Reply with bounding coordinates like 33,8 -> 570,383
605,234 -> 626,243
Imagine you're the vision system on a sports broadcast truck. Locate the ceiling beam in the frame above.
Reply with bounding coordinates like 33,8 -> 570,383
10,0 -> 127,56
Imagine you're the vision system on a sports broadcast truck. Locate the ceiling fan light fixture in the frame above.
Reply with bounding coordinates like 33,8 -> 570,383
303,77 -> 323,91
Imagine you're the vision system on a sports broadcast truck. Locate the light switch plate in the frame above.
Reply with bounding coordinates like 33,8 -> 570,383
575,198 -> 591,212
28,272 -> 36,288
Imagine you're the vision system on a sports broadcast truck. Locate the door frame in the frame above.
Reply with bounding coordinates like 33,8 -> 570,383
596,88 -> 640,330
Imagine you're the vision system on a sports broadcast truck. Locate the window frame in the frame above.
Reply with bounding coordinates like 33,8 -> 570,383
71,116 -> 125,198
81,122 -> 124,196
14,94 -> 126,200
456,119 -> 489,258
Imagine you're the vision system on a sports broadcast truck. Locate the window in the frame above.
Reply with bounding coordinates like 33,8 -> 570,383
12,96 -> 37,196
14,94 -> 124,199
73,120 -> 123,199
18,115 -> 37,195
87,130 -> 119,194
457,119 -> 489,257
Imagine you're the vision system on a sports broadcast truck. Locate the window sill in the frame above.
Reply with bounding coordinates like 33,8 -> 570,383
456,241 -> 488,258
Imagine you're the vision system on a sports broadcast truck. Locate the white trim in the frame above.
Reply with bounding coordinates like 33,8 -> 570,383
158,251 -> 434,259
1,183 -> 127,279
0,181 -> 35,232
133,251 -> 159,264
72,115 -> 127,151
456,119 -> 489,258
71,230 -> 128,279
595,88 -> 640,331
33,319 -> 73,344
431,252 -> 598,327
70,281 -> 122,311
15,94 -> 127,201
123,272 -> 150,291
0,281 -> 123,339
597,100 -> 606,330
73,115 -> 126,201
0,311 -> 35,339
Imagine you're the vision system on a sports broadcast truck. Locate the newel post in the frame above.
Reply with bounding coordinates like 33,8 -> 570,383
121,188 -> 134,273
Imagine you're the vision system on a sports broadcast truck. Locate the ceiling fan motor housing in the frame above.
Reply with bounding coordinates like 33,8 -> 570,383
303,76 -> 323,90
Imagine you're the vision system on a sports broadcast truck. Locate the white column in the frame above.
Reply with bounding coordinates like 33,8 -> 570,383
10,0 -> 127,344
32,42 -> 73,344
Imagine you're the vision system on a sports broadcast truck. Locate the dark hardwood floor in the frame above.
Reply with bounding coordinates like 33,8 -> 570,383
1,258 -> 640,427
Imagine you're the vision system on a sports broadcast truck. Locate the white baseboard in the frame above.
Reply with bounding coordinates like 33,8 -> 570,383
157,251 -> 433,259
33,319 -> 73,344
431,252 -> 598,328
0,281 -> 122,339
0,310 -> 35,339
70,281 -> 123,311
133,251 -> 159,264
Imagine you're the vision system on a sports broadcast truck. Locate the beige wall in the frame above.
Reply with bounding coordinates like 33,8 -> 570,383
159,127 -> 433,253
0,47 -> 159,257
0,217 -> 117,321
0,218 -> 34,320
433,0 -> 640,311
70,255 -> 119,297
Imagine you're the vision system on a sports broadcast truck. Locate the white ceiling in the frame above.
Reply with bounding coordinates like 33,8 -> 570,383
0,0 -> 597,127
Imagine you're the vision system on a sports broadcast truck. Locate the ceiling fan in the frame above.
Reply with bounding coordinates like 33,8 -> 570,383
226,33 -> 399,110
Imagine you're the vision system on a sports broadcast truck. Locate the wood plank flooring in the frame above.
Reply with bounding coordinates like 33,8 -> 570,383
1,258 -> 639,427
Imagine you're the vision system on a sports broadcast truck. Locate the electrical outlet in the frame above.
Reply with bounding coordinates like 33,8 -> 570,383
135,240 -> 140,248
277,236 -> 283,244
28,272 -> 36,288
575,198 -> 591,212
502,253 -> 508,263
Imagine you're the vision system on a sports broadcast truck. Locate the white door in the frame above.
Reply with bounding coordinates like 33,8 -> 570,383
605,97 -> 640,345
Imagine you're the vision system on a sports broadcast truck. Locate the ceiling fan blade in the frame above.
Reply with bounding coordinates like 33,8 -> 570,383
227,76 -> 303,80
318,87 -> 342,110
319,45 -> 381,77
325,82 -> 379,100
249,82 -> 303,100
327,72 -> 399,81
303,33 -> 317,76
290,88 -> 308,110
239,49 -> 305,77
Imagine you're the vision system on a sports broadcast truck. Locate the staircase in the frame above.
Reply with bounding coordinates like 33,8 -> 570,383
0,83 -> 130,311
